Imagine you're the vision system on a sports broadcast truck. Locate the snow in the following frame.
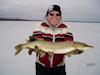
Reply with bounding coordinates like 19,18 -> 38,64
0,21 -> 100,75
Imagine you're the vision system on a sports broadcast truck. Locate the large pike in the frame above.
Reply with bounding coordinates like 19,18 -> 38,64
15,39 -> 93,55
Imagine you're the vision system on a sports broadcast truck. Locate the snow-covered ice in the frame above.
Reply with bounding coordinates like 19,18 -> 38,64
0,21 -> 100,75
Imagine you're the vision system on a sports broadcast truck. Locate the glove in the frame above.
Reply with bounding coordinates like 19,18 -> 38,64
65,49 -> 84,57
29,36 -> 36,41
72,50 -> 84,55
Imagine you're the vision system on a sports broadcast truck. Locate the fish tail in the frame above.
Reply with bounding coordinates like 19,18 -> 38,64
15,44 -> 23,55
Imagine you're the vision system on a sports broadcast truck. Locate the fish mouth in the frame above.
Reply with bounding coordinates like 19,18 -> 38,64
77,45 -> 94,51
82,45 -> 94,50
88,45 -> 94,48
86,45 -> 94,48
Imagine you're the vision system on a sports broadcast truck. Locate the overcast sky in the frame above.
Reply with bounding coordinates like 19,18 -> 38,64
0,0 -> 100,22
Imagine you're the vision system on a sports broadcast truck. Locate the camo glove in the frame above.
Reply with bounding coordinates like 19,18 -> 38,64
65,50 -> 84,57
72,50 -> 84,55
29,36 -> 36,41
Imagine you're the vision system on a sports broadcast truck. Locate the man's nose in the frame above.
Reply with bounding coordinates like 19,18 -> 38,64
52,15 -> 58,18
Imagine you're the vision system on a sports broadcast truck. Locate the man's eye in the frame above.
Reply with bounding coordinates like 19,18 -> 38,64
49,14 -> 54,16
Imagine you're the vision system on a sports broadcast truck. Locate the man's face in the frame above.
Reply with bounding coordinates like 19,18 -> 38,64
47,11 -> 61,27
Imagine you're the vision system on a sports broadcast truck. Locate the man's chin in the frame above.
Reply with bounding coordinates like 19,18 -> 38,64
51,22 -> 60,26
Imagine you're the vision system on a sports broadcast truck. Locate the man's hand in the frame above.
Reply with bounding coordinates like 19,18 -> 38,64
29,36 -> 36,41
72,50 -> 84,55
65,49 -> 84,57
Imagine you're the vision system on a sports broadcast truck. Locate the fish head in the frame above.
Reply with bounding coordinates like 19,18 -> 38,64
74,42 -> 93,50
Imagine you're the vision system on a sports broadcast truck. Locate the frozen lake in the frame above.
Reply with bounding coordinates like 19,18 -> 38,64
0,21 -> 100,75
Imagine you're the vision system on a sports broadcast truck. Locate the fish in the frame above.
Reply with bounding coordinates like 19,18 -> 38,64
14,39 -> 93,55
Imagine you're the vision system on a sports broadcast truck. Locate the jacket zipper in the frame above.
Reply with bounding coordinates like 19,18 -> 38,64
50,28 -> 56,67
52,28 -> 55,43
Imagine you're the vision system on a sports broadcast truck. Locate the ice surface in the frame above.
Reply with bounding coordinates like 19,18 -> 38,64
0,21 -> 100,75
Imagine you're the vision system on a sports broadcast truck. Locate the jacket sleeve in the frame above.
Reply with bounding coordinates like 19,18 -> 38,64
59,23 -> 73,41
64,32 -> 74,41
28,23 -> 44,55
29,23 -> 43,41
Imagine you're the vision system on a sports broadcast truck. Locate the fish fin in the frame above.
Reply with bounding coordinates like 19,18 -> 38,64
34,46 -> 45,53
28,49 -> 34,55
15,44 -> 23,55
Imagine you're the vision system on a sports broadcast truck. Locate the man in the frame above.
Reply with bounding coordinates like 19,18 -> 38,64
29,5 -> 82,75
